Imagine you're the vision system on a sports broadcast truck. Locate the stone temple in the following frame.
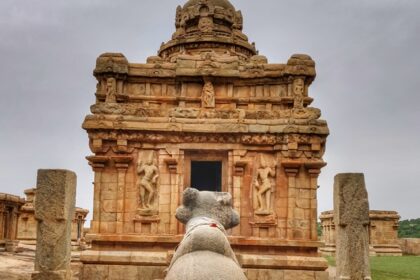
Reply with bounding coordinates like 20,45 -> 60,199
81,0 -> 329,279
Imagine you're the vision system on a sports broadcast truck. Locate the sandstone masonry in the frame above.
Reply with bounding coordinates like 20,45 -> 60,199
81,0 -> 330,279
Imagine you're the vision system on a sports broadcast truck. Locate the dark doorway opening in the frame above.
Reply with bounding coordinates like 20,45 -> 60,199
191,161 -> 222,192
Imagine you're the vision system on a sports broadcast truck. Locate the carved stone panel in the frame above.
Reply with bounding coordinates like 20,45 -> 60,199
201,81 -> 215,108
252,154 -> 277,216
136,151 -> 159,217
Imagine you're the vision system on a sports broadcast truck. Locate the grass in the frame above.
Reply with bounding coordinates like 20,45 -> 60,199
325,256 -> 420,280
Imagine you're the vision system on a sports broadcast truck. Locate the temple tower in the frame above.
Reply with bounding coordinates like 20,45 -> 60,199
82,0 -> 329,279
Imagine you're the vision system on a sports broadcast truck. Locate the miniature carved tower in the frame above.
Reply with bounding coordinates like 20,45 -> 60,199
82,0 -> 329,279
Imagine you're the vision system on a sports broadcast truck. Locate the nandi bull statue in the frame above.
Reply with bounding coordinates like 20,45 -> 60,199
165,188 -> 247,280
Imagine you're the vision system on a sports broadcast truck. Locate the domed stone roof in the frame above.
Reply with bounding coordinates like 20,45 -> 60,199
158,0 -> 256,61
183,0 -> 235,10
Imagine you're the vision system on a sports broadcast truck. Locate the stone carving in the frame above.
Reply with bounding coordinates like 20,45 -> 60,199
198,17 -> 214,33
105,77 -> 117,103
166,188 -> 246,280
293,78 -> 305,109
334,173 -> 371,280
169,107 -> 201,118
137,151 -> 159,215
32,169 -> 76,280
201,80 -> 215,108
90,103 -> 159,117
172,6 -> 186,38
94,53 -> 129,75
253,156 -> 276,215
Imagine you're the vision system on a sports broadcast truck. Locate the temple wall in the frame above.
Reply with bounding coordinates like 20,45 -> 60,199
320,210 -> 403,256
399,238 -> 420,255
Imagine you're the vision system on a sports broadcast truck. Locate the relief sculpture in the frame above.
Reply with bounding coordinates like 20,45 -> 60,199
292,78 -> 305,109
201,80 -> 215,108
253,155 -> 276,215
105,77 -> 117,103
136,151 -> 159,216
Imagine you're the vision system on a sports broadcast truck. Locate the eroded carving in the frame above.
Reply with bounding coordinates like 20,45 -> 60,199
198,17 -> 213,33
201,80 -> 215,108
105,78 -> 117,103
293,78 -> 305,109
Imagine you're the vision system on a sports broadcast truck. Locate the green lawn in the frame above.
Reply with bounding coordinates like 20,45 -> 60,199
325,256 -> 420,280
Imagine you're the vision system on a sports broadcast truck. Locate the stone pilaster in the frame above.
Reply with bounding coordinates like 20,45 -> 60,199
282,161 -> 301,240
165,156 -> 179,235
305,162 -> 326,241
113,156 -> 133,233
86,156 -> 109,233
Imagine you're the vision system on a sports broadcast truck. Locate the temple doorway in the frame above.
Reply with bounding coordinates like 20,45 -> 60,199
184,151 -> 228,192
191,161 -> 222,192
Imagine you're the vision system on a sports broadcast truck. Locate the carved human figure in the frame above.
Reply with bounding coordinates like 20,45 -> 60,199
105,77 -> 117,103
202,81 -> 215,108
293,78 -> 305,109
254,161 -> 276,214
137,155 -> 159,210
198,17 -> 213,33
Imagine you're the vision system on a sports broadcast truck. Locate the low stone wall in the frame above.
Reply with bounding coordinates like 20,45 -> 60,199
399,238 -> 420,255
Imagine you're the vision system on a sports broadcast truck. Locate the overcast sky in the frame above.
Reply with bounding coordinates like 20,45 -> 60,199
0,0 -> 419,221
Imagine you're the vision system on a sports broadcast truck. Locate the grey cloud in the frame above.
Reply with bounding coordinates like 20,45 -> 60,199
0,0 -> 419,220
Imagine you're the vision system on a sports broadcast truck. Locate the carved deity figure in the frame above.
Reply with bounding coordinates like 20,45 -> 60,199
105,77 -> 117,103
254,161 -> 276,215
202,81 -> 215,108
137,154 -> 159,211
198,17 -> 213,33
293,78 -> 305,109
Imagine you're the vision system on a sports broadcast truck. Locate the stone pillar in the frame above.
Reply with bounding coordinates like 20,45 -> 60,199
32,169 -> 76,280
86,156 -> 109,234
334,173 -> 371,280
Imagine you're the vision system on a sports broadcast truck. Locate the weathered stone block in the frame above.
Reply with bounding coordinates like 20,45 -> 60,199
334,173 -> 371,280
32,169 -> 77,280
246,268 -> 284,280
284,270 -> 315,280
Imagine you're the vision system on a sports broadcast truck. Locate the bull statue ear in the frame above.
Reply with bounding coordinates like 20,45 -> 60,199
175,207 -> 192,225
216,192 -> 232,206
182,188 -> 199,208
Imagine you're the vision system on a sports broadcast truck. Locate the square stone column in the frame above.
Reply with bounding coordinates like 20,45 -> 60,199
32,169 -> 76,280
334,173 -> 371,280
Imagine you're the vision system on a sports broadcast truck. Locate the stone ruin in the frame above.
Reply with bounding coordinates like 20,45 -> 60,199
320,210 -> 402,256
166,188 -> 246,280
0,193 -> 24,252
80,0 -> 330,279
17,187 -> 89,249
